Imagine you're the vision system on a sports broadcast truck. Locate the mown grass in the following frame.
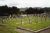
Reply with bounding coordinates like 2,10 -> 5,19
0,18 -> 19,33
19,16 -> 50,31
0,16 -> 50,33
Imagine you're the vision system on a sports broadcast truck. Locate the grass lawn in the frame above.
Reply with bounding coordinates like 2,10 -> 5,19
0,16 -> 50,33
0,18 -> 19,33
18,16 -> 50,31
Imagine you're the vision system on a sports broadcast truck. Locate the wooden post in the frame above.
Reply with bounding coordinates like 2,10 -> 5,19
21,16 -> 23,25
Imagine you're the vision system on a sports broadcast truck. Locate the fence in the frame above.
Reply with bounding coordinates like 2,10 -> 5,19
18,14 -> 49,24
0,14 -> 49,24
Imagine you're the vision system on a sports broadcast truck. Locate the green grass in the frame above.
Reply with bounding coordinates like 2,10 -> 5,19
18,16 -> 50,31
0,16 -> 50,33
0,18 -> 19,33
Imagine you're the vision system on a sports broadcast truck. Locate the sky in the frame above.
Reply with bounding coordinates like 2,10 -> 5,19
0,0 -> 50,8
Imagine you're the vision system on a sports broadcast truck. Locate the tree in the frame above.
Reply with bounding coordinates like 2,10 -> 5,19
25,7 -> 44,14
25,7 -> 34,14
0,5 -> 20,17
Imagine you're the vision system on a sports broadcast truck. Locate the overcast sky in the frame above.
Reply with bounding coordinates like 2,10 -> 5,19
0,0 -> 50,8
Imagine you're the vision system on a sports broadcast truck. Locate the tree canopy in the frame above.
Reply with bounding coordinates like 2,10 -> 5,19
0,5 -> 50,16
0,5 -> 20,16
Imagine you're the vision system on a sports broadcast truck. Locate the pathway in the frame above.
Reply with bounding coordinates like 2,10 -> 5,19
16,26 -> 50,33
